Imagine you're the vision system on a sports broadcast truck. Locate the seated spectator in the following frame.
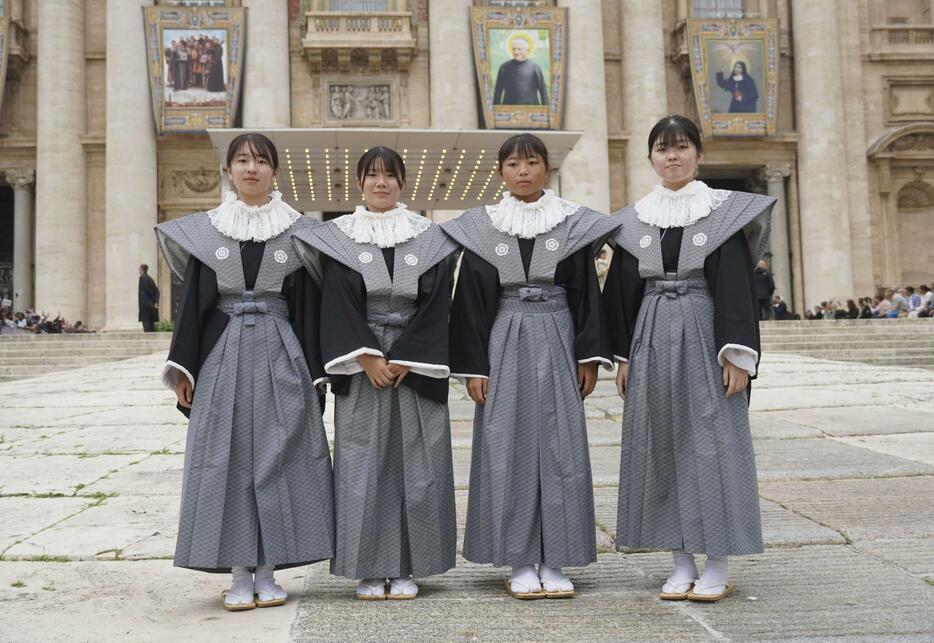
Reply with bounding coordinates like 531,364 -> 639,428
919,285 -> 934,318
771,294 -> 791,320
872,295 -> 891,318
844,299 -> 859,319
858,297 -> 873,319
907,286 -> 924,317
887,288 -> 910,318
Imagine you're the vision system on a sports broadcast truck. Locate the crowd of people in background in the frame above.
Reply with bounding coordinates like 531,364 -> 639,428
801,285 -> 934,320
0,303 -> 91,335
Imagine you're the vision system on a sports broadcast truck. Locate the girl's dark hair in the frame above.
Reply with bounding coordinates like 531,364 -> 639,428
497,133 -> 550,172
225,133 -> 279,171
356,146 -> 406,187
647,115 -> 703,158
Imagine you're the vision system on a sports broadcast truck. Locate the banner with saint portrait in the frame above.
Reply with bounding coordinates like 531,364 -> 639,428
687,19 -> 779,137
470,6 -> 568,130
143,6 -> 245,134
0,1 -> 9,117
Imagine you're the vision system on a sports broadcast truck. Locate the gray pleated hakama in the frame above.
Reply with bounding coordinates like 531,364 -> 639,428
156,214 -> 335,572
442,207 -> 620,568
291,222 -> 458,580
613,192 -> 774,556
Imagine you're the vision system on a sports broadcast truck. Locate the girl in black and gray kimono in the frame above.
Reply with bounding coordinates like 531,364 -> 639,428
442,134 -> 619,600
156,133 -> 335,611
604,115 -> 775,602
292,147 -> 458,601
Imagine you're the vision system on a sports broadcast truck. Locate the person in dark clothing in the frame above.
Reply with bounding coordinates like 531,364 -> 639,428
771,295 -> 790,320
138,264 -> 160,332
752,260 -> 774,320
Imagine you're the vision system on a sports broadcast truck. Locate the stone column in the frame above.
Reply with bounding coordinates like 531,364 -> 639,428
242,0 -> 291,127
557,0 -> 610,211
105,0 -> 159,330
429,0 -> 477,221
7,169 -> 35,311
791,0 -> 854,307
764,163 -> 792,306
620,0 -> 667,203
35,0 -> 86,322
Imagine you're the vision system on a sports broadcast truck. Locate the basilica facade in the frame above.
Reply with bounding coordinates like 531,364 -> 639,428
0,0 -> 932,329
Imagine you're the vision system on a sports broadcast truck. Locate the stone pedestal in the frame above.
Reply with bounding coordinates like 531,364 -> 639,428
765,163 -> 793,307
105,0 -> 158,330
35,0 -> 86,322
557,0 -> 610,212
242,0 -> 291,127
7,169 -> 35,311
791,0 -> 855,306
621,0 -> 667,203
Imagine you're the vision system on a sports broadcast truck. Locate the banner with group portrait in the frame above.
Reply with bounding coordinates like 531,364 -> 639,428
470,5 -> 568,130
687,18 -> 779,138
143,5 -> 245,134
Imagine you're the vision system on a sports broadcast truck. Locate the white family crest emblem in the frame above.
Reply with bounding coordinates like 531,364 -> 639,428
494,243 -> 509,256
404,254 -> 418,266
273,250 -> 288,264
639,235 -> 652,249
215,247 -> 230,260
359,251 -> 373,264
545,238 -> 559,251
693,233 -> 707,247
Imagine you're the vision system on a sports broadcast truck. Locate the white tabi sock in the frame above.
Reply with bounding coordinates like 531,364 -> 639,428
663,550 -> 698,594
538,565 -> 574,592
389,576 -> 419,597
357,578 -> 387,597
225,566 -> 255,607
509,565 -> 542,593
694,555 -> 729,595
254,564 -> 287,602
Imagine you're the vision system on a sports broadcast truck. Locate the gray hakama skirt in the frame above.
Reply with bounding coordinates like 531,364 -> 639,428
331,311 -> 457,580
175,295 -> 335,572
464,288 -> 597,568
616,278 -> 763,556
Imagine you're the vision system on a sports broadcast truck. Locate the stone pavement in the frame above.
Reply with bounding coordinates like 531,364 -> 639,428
0,354 -> 932,641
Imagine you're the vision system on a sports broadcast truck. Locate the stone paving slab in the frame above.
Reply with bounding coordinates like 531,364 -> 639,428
3,495 -> 179,561
748,413 -> 825,439
592,487 -> 845,549
766,405 -> 934,437
759,476 -> 934,541
852,538 -> 934,579
23,404 -> 187,428
752,437 -> 934,480
0,407 -> 104,429
7,424 -> 186,456
749,382 -> 934,412
0,496 -> 91,554
0,453 -> 141,496
81,454 -> 185,497
0,560 -> 301,643
291,547 -> 934,642
834,432 -> 934,466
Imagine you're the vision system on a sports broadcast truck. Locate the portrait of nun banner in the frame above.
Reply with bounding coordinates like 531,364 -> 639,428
706,40 -> 764,114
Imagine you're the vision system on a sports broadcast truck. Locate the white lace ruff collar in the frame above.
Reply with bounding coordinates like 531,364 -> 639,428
634,180 -> 730,229
208,191 -> 302,242
486,189 -> 580,239
333,203 -> 431,248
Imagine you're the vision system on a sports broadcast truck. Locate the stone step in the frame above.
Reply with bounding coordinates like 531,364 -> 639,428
0,332 -> 172,342
767,352 -> 934,367
0,342 -> 169,355
761,340 -> 933,352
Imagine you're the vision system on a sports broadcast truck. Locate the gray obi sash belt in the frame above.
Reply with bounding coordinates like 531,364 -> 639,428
218,291 -> 290,325
499,285 -> 568,313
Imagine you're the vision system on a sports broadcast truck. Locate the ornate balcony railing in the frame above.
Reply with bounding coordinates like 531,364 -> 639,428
302,10 -> 417,73
868,26 -> 934,60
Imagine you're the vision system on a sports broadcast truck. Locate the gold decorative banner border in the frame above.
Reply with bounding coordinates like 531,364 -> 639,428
687,19 -> 779,138
143,6 -> 246,135
470,6 -> 568,130
0,1 -> 9,118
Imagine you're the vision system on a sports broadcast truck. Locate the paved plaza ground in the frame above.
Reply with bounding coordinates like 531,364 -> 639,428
0,352 -> 932,641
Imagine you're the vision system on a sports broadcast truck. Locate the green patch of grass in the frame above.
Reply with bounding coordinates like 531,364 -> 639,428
94,548 -> 124,560
41,585 -> 56,592
925,577 -> 934,587
28,555 -> 70,563
29,492 -> 68,499
71,483 -> 85,495
150,448 -> 172,456
10,580 -> 25,588
75,452 -> 92,459
81,491 -> 118,500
